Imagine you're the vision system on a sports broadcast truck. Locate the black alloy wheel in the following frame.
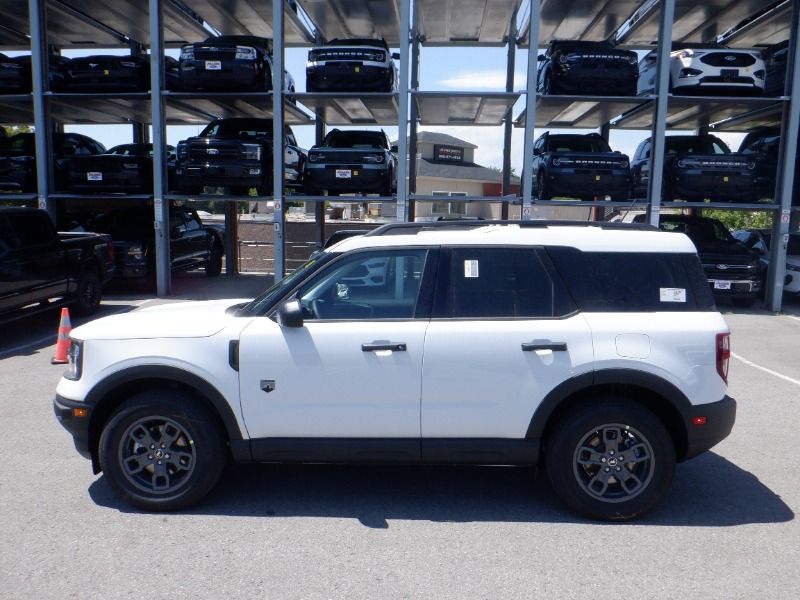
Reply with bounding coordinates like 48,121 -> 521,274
73,270 -> 101,316
546,398 -> 675,520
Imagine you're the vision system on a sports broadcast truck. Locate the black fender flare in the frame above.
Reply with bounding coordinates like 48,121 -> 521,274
85,365 -> 249,469
525,368 -> 692,448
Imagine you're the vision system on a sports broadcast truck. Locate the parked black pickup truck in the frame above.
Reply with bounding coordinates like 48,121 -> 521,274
630,134 -> 759,202
175,118 -> 306,195
0,207 -> 114,322
635,214 -> 763,306
532,132 -> 630,201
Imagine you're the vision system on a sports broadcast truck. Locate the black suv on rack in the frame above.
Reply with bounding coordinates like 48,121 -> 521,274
635,214 -> 763,306
179,35 -> 293,93
532,132 -> 631,201
630,134 -> 759,203
304,129 -> 397,196
306,38 -> 399,92
536,40 -> 639,96
175,118 -> 306,195
58,54 -> 179,92
0,132 -> 106,193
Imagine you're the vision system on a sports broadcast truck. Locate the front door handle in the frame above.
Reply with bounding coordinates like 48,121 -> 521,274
362,342 -> 407,352
522,342 -> 568,352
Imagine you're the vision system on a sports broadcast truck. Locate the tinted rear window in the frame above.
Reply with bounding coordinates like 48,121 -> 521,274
547,247 -> 715,312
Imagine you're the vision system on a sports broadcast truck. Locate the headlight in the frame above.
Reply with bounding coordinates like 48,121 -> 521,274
308,152 -> 325,162
119,61 -> 139,68
180,46 -> 194,61
123,163 -> 139,169
627,55 -> 638,65
747,161 -> 756,170
559,54 -> 568,64
366,52 -> 385,62
235,46 -> 257,60
64,339 -> 83,381
177,142 -> 188,159
619,160 -> 629,168
364,154 -> 385,163
242,144 -> 261,160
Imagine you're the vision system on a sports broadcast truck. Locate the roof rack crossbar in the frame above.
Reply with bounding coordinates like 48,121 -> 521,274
366,220 -> 659,236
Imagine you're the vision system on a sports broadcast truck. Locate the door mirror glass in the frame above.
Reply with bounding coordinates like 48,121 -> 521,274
278,299 -> 304,328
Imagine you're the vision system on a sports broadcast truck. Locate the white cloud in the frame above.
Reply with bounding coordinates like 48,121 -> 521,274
437,70 -> 528,90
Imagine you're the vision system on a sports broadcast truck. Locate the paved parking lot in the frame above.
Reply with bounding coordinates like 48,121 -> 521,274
1,275 -> 798,599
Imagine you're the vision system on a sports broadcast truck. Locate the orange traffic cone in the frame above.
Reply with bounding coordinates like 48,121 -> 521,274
51,307 -> 72,365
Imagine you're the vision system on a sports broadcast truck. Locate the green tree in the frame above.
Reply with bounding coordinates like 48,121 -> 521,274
704,209 -> 773,231
1,124 -> 33,135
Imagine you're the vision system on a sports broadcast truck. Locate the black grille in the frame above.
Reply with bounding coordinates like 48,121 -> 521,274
701,53 -> 756,67
700,76 -> 754,85
188,144 -> 241,160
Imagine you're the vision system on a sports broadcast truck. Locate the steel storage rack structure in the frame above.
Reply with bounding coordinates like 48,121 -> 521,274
1,0 -> 799,311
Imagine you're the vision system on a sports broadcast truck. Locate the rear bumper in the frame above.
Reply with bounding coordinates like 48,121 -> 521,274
683,395 -> 736,460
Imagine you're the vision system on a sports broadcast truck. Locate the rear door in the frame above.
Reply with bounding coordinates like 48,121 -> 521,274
170,207 -> 208,269
420,247 -> 593,441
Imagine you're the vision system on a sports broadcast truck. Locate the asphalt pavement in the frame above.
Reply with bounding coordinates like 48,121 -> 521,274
0,276 -> 798,599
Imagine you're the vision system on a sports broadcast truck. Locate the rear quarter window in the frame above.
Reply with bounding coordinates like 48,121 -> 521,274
547,247 -> 715,312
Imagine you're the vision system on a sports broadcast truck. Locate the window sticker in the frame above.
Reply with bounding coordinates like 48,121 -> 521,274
660,288 -> 686,303
464,260 -> 479,278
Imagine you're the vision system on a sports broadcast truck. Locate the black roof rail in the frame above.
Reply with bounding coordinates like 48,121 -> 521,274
366,220 -> 659,236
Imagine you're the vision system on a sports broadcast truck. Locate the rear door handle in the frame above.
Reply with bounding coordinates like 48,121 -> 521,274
522,342 -> 568,352
362,342 -> 407,352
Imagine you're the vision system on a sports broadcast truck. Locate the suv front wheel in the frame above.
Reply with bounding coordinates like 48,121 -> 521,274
545,398 -> 675,520
99,390 -> 226,511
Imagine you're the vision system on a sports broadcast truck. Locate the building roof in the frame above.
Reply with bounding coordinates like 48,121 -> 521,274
416,158 -> 520,184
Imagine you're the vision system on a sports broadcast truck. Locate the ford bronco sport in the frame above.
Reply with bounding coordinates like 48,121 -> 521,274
54,221 -> 736,520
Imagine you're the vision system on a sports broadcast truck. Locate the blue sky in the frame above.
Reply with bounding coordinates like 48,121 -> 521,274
8,45 -> 745,170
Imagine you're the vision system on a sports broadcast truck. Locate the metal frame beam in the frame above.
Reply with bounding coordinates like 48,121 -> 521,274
767,0 -> 800,312
29,0 -> 53,219
408,29 -> 421,221
502,10 -> 517,220
646,0 -> 676,228
273,0 -> 285,279
520,0 -> 541,221
395,0 -> 412,222
150,0 -> 170,296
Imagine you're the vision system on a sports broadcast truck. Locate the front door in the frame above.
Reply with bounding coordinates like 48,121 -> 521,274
238,248 -> 433,442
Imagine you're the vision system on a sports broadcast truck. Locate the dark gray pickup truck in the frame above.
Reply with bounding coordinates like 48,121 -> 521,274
0,207 -> 114,322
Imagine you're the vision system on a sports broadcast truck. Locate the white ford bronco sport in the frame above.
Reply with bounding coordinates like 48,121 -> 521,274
54,221 -> 736,520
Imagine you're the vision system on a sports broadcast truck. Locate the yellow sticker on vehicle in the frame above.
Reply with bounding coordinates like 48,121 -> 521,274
104,69 -> 109,75
724,176 -> 729,182
596,175 -> 601,181
354,170 -> 359,176
355,66 -> 360,73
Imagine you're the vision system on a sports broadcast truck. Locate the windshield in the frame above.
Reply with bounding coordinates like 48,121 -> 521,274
200,120 -> 273,139
660,218 -> 733,243
665,136 -> 729,155
324,131 -> 385,149
546,135 -> 611,153
239,253 -> 335,315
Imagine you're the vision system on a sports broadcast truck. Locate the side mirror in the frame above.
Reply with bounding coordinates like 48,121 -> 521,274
391,52 -> 400,60
645,54 -> 657,63
390,144 -> 398,153
278,299 -> 304,328
537,55 -> 546,62
533,147 -> 541,155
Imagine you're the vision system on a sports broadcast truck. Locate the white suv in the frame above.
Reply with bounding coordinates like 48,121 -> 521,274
638,44 -> 765,95
54,221 -> 736,520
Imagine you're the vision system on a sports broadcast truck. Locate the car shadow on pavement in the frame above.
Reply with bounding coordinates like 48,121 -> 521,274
88,451 -> 793,527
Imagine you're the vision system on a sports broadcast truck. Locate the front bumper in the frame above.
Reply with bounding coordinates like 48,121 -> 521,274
671,171 -> 759,202
683,395 -> 737,460
307,64 -> 393,92
305,163 -> 389,193
545,170 -> 630,199
550,65 -> 637,95
53,394 -> 93,460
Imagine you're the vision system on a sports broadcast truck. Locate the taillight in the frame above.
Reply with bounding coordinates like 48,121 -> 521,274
716,333 -> 730,384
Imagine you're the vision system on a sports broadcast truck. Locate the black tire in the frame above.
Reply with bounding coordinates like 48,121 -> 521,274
382,169 -> 393,197
536,172 -> 550,200
545,398 -> 675,521
205,242 -> 223,277
73,269 -> 102,316
99,390 -> 226,511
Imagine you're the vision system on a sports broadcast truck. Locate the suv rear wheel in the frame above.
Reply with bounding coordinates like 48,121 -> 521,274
545,398 -> 675,520
99,391 -> 226,511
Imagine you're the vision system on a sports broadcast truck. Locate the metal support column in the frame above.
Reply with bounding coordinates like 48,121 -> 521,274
149,0 -> 170,296
272,0 -> 286,279
520,0 -> 541,221
395,0 -> 412,222
29,0 -> 54,220
314,118 -> 326,249
502,19 -> 517,220
408,31 -> 421,222
646,0 -> 676,227
767,0 -> 800,312
131,42 -> 148,144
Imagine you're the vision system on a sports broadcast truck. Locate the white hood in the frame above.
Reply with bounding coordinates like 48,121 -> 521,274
70,299 -> 251,341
